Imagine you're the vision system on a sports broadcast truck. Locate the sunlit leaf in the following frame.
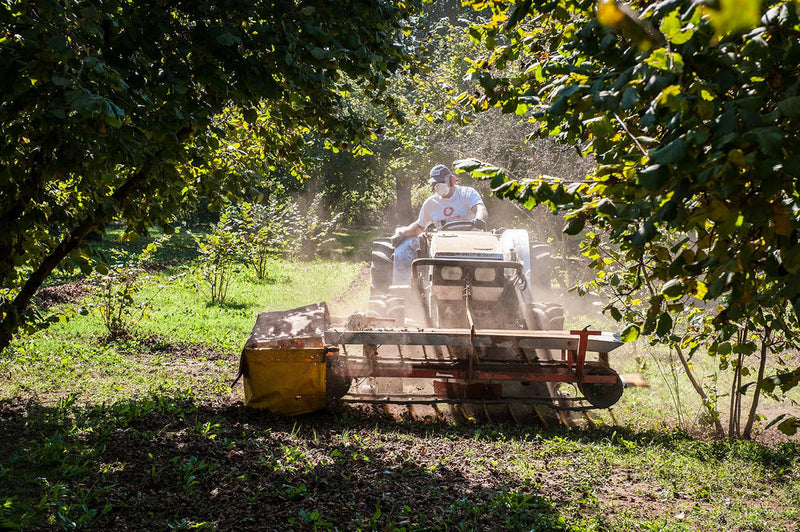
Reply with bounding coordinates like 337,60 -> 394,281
704,0 -> 763,38
660,11 -> 695,44
597,0 -> 625,26
621,324 -> 640,342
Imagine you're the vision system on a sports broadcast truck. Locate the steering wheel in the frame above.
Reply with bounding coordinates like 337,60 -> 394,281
441,220 -> 477,231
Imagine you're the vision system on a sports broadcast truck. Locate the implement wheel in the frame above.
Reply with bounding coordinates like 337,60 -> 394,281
326,356 -> 352,402
579,363 -> 624,409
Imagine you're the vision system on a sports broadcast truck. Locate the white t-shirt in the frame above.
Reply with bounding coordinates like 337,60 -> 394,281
416,185 -> 483,229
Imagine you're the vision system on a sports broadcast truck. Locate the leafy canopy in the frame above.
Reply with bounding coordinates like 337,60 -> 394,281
0,0 -> 418,350
457,0 -> 800,329
456,0 -> 800,434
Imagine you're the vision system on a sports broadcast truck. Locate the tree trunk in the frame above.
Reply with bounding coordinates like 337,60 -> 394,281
729,352 -> 742,438
0,159 -> 158,354
394,167 -> 413,227
675,345 -> 725,438
743,327 -> 771,439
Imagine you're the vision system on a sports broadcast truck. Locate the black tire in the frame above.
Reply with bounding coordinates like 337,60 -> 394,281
326,356 -> 352,402
578,362 -> 624,409
368,296 -> 388,317
531,302 -> 565,330
369,238 -> 394,298
529,242 -> 553,292
384,296 -> 405,325
544,303 -> 565,329
368,294 -> 406,325
525,300 -> 568,425
373,238 -> 394,256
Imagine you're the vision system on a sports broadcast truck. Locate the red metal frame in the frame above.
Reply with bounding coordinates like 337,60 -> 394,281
325,328 -> 619,386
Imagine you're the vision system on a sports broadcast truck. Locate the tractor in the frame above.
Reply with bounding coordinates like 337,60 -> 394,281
236,222 -> 633,423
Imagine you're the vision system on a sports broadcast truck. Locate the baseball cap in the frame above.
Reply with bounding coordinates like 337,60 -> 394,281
428,164 -> 452,184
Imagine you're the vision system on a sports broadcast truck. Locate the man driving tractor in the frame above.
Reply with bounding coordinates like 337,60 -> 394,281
390,164 -> 489,285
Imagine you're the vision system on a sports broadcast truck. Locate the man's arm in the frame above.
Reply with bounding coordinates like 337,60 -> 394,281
397,222 -> 425,237
472,203 -> 488,229
391,222 -> 425,247
472,203 -> 488,223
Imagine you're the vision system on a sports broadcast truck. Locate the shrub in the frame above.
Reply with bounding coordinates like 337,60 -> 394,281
234,194 -> 344,270
283,193 -> 343,259
87,235 -> 171,340
237,200 -> 291,279
192,211 -> 244,304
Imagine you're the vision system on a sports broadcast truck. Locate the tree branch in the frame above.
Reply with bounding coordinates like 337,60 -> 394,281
613,113 -> 648,157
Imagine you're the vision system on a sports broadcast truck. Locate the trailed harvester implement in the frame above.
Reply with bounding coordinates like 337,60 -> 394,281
324,325 -> 626,410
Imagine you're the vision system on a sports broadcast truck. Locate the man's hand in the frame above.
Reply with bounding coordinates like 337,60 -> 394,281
390,230 -> 407,248
473,218 -> 486,230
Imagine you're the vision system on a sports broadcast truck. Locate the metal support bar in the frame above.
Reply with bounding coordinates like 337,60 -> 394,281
463,274 -> 478,381
324,328 -> 623,353
569,329 -> 601,384
332,362 -> 620,384
412,257 -> 525,272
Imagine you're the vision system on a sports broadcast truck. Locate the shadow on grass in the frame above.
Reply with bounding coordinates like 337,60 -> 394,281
206,300 -> 249,310
248,273 -> 291,285
1,395 -> 577,531
548,424 -> 799,470
3,394 -> 796,530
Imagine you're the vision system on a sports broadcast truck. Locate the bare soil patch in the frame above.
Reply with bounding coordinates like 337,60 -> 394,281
35,280 -> 91,309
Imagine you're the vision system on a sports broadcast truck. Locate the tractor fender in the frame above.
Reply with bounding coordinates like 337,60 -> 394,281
499,229 -> 532,301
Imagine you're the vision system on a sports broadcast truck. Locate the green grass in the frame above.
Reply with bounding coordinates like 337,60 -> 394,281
1,230 -> 798,531
562,308 -> 800,440
138,258 -> 365,349
0,397 -> 796,530
44,260 -> 364,345
6,242 -> 366,404
44,226 -> 199,287
331,227 -> 384,259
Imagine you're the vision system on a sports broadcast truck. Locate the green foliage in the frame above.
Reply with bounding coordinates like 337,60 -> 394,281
0,0 -> 419,352
86,235 -> 173,339
376,16 -> 486,216
236,201 -> 287,280
192,213 -> 243,305
457,0 -> 800,436
206,194 -> 344,285
301,145 -> 396,227
1,498 -> 18,531
88,263 -> 150,340
282,193 -> 344,259
298,12 -> 491,229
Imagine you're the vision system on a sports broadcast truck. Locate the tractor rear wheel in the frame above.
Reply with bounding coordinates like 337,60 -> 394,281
529,242 -> 553,292
531,302 -> 565,330
369,238 -> 394,298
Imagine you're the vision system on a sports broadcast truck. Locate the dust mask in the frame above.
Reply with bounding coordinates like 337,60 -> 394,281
434,182 -> 451,197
